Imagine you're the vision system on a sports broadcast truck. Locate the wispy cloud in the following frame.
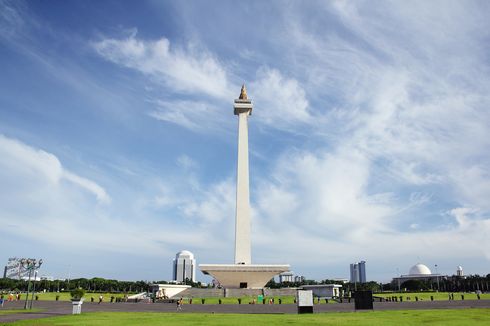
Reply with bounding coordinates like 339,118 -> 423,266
242,0 -> 490,274
0,134 -> 110,203
93,30 -> 232,99
148,99 -> 229,133
251,67 -> 312,129
92,31 -> 319,133
0,134 -> 227,261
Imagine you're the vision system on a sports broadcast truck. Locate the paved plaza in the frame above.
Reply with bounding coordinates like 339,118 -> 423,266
1,299 -> 489,323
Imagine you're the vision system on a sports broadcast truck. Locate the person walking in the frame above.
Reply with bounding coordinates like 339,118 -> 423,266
176,298 -> 183,311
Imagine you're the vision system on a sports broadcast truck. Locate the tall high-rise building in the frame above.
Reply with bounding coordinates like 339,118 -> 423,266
358,261 -> 366,283
350,261 -> 367,283
173,250 -> 196,283
456,266 -> 464,277
350,263 -> 358,283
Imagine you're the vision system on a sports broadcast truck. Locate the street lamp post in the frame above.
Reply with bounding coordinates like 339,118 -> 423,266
396,268 -> 400,292
435,264 -> 440,291
20,259 -> 43,310
29,270 -> 38,309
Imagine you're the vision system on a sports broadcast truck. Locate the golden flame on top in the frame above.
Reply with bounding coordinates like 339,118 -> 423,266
239,84 -> 248,100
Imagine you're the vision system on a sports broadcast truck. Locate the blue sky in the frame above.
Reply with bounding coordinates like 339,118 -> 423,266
1,0 -> 489,282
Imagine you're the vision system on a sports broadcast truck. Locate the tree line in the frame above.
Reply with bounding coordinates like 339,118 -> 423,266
0,277 -> 156,293
267,274 -> 490,293
2,273 -> 488,293
393,274 -> 490,292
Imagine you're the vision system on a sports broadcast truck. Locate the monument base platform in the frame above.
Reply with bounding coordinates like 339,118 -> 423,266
199,264 -> 290,289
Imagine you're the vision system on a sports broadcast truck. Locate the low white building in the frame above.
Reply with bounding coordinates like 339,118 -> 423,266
149,284 -> 191,299
302,284 -> 342,298
279,271 -> 293,283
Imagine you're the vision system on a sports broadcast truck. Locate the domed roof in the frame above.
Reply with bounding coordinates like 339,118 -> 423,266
457,266 -> 463,271
176,250 -> 194,259
409,263 -> 432,275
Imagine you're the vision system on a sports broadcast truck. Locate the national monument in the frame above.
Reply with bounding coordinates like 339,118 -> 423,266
199,85 -> 290,288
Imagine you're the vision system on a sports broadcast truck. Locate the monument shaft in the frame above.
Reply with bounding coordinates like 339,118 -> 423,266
199,85 -> 289,289
235,110 -> 251,264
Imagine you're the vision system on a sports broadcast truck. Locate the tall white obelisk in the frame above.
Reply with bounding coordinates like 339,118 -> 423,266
199,85 -> 289,289
233,85 -> 252,265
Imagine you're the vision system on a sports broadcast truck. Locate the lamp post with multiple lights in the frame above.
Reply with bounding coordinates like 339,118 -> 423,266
20,258 -> 43,309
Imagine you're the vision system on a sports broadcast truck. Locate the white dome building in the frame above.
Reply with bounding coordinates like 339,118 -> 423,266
408,263 -> 432,276
392,262 -> 442,290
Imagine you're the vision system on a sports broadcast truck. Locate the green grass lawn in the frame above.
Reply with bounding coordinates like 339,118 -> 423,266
375,291 -> 490,301
8,309 -> 490,325
186,296 -> 299,304
0,309 -> 41,315
7,291 -> 488,303
186,292 -> 490,304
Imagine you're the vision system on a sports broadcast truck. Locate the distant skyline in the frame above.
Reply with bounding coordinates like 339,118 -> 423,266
1,0 -> 489,283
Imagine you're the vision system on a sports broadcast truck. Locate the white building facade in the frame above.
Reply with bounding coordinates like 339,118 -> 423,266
279,271 -> 293,283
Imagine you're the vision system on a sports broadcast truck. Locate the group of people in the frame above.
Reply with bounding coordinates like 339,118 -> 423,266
5,293 -> 21,301
0,293 -> 22,306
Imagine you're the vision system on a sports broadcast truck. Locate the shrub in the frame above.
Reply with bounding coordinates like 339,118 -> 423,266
70,288 -> 86,300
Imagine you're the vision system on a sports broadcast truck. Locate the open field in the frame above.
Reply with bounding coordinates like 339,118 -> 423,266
1,293 -> 300,304
7,309 -> 490,325
185,296 -> 299,304
0,309 -> 41,316
375,292 -> 490,301
7,291 -> 487,303
1,292 -> 129,302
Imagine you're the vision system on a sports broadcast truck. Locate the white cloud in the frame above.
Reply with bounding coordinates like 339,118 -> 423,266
181,178 -> 235,225
251,67 -> 311,129
148,99 -> 228,132
278,1 -> 490,203
93,31 -> 318,133
241,1 -> 490,275
0,134 -> 109,203
0,0 -> 25,38
176,154 -> 198,170
93,30 -> 232,99
0,134 -> 218,261
250,147 -> 490,269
